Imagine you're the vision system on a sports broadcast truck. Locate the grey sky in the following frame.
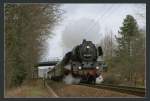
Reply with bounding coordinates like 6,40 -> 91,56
40,4 -> 146,62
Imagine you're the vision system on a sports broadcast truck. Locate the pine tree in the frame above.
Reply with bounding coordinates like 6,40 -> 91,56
115,15 -> 141,85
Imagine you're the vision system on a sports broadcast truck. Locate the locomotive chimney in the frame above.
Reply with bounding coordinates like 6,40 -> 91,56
82,39 -> 86,43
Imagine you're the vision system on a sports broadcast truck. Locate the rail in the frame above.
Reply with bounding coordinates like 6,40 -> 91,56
79,83 -> 146,97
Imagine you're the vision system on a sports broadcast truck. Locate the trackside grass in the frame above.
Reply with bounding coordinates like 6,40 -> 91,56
5,79 -> 52,98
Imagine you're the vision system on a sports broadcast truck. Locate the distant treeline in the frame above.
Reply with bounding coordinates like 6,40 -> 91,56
5,4 -> 62,88
101,15 -> 145,87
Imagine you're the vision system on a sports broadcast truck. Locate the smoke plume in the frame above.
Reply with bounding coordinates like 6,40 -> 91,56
61,18 -> 101,53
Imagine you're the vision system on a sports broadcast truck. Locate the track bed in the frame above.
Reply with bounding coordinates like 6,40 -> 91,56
46,80 -> 139,97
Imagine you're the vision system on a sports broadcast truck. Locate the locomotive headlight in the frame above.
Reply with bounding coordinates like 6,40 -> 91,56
96,66 -> 99,69
86,46 -> 90,48
78,66 -> 82,70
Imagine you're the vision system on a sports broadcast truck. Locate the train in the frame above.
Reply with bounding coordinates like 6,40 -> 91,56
47,39 -> 108,84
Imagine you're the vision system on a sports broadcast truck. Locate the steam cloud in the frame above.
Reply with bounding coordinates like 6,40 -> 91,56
61,18 -> 101,53
63,74 -> 81,84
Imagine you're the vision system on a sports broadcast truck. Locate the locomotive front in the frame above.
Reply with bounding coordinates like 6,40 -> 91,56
71,39 -> 103,70
70,39 -> 105,83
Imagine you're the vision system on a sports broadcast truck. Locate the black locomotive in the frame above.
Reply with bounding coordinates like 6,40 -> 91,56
48,39 -> 107,84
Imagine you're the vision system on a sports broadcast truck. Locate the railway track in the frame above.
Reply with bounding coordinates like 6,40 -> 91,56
79,83 -> 146,97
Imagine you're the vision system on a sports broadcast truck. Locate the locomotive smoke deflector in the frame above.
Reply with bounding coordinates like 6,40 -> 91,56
98,46 -> 103,56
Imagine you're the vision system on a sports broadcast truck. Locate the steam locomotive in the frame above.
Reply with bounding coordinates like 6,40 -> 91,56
48,39 -> 107,84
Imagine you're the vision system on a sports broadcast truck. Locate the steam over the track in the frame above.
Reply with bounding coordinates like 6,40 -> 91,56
63,74 -> 80,84
61,18 -> 101,53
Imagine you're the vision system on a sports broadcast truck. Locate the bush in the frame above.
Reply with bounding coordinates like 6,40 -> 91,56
11,65 -> 27,87
103,74 -> 121,85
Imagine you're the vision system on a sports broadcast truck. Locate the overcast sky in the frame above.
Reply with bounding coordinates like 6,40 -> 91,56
40,4 -> 146,62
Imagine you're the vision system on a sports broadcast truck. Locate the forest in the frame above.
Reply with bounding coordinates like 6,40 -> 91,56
101,15 -> 145,87
5,4 -> 63,88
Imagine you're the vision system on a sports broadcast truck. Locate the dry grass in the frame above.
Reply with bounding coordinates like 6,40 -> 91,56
5,79 -> 53,98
